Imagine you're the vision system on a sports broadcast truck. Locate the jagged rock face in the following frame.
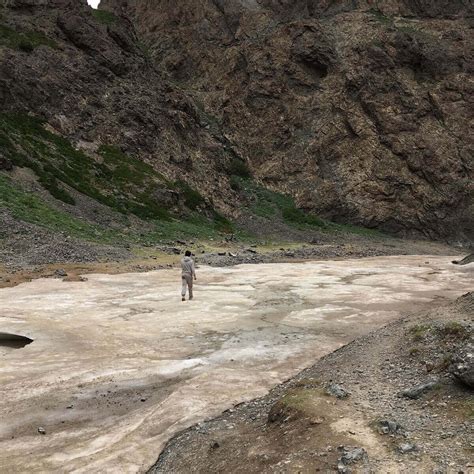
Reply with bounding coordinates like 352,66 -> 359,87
1,0 -> 473,240
102,0 -> 473,240
0,0 -> 238,215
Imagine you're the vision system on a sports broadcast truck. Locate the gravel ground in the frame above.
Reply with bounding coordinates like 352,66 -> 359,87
197,241 -> 453,267
0,210 -> 131,270
1,206 -> 467,290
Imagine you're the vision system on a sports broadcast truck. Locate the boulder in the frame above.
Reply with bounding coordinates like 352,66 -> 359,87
399,380 -> 439,399
398,443 -> 417,454
337,446 -> 368,473
326,383 -> 350,399
377,419 -> 404,435
450,357 -> 474,389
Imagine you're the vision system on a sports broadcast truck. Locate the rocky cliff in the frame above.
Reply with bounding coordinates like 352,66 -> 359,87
1,0 -> 473,242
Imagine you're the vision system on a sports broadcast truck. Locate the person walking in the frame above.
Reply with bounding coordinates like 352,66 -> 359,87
181,250 -> 196,301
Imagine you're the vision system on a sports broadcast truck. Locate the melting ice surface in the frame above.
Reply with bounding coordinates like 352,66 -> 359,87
0,256 -> 472,472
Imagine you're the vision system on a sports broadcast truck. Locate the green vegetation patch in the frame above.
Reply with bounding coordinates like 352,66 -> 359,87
0,112 -> 235,241
409,324 -> 431,342
146,214 -> 232,242
0,174 -> 117,243
228,157 -> 251,179
0,24 -> 57,52
173,180 -> 205,211
0,173 -> 232,245
368,9 -> 393,25
0,113 -> 172,220
96,145 -> 171,220
231,176 -> 385,236
280,389 -> 319,411
91,9 -> 118,26
438,322 -> 469,340
211,211 -> 234,234
328,222 -> 386,238
232,176 -> 326,228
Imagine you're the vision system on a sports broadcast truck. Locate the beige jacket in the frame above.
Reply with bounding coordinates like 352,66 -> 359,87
181,256 -> 196,277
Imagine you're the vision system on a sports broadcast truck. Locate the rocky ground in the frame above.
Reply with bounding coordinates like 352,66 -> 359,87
197,238 -> 462,268
0,217 -> 464,289
0,209 -> 131,268
152,292 -> 474,474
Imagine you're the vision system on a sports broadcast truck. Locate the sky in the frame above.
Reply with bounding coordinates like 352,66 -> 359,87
87,0 -> 100,8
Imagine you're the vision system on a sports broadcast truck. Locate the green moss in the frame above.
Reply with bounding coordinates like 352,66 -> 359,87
0,24 -> 57,51
91,9 -> 118,25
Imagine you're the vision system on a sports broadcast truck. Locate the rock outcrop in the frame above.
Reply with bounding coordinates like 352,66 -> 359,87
1,0 -> 473,240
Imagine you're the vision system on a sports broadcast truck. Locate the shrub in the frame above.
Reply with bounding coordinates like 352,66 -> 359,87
174,180 -> 205,210
230,175 -> 242,192
439,322 -> 468,339
282,206 -> 325,227
38,175 -> 76,205
212,211 -> 234,233
228,157 -> 251,178
91,10 -> 118,25
18,39 -> 34,53
409,324 -> 431,341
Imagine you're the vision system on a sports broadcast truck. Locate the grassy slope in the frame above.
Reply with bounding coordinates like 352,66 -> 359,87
0,113 -> 234,244
0,114 -> 383,248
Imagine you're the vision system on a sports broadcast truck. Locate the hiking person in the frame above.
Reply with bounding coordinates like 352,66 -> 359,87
181,250 -> 196,301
